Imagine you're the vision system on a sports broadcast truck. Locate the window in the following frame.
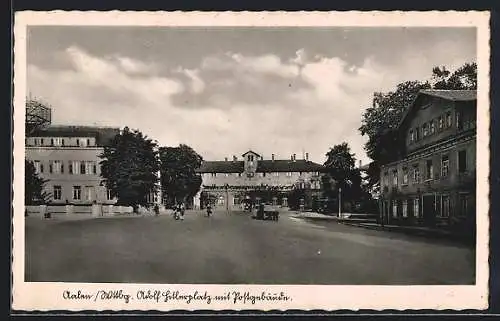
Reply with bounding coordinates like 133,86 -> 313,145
392,200 -> 398,218
72,161 -> 80,174
233,197 -> 240,205
441,195 -> 450,217
93,163 -> 97,174
73,186 -> 81,200
459,194 -> 469,217
413,166 -> 421,183
53,185 -> 62,200
76,138 -> 80,146
402,168 -> 409,185
53,138 -> 62,146
52,160 -> 63,174
86,138 -> 91,146
456,111 -> 463,130
84,161 -> 95,175
402,200 -> 408,218
441,155 -> 449,178
247,155 -> 254,162
438,116 -> 444,130
34,138 -> 39,145
262,172 -> 266,177
430,120 -> 436,135
422,123 -> 429,137
211,173 -> 216,177
237,173 -> 242,177
414,198 -> 420,218
446,111 -> 452,128
392,170 -> 398,186
426,160 -> 434,180
409,129 -> 414,143
80,162 -> 86,174
286,172 -> 292,177
107,189 -> 113,201
415,127 -> 420,141
61,139 -> 65,146
458,150 -> 467,173
85,186 -> 93,201
33,160 -> 41,174
274,172 -> 279,177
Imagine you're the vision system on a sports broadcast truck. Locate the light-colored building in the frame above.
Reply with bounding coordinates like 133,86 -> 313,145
194,150 -> 324,211
25,125 -> 120,205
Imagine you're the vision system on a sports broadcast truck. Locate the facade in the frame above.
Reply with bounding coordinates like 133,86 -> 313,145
194,151 -> 324,211
379,90 -> 476,232
25,125 -> 121,205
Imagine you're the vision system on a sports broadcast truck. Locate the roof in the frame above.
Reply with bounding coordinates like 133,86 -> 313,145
29,125 -> 120,146
419,89 -> 477,101
398,89 -> 476,130
257,160 -> 324,172
196,159 -> 324,173
196,161 -> 244,173
242,150 -> 261,157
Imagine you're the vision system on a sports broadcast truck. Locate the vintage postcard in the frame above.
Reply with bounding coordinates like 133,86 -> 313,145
12,11 -> 490,312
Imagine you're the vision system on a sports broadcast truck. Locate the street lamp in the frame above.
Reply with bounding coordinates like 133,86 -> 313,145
338,187 -> 342,218
225,184 -> 229,212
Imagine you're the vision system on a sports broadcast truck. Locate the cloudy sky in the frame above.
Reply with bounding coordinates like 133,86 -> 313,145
26,26 -> 476,165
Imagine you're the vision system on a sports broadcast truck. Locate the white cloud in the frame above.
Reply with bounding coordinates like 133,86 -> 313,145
175,67 -> 206,94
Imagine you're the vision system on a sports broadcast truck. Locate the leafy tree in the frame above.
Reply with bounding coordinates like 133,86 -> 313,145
323,142 -> 362,206
359,62 -> 477,169
432,62 -> 477,90
159,144 -> 203,206
25,160 -> 50,205
99,127 -> 159,212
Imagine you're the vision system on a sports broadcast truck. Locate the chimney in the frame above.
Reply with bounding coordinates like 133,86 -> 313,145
225,157 -> 228,161
272,154 -> 275,161
305,152 -> 309,161
233,155 -> 237,161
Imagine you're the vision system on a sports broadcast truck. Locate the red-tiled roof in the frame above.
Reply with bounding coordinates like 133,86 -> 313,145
29,125 -> 120,147
196,159 -> 324,173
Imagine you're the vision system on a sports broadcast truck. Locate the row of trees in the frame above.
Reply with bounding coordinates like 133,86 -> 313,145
100,127 -> 203,212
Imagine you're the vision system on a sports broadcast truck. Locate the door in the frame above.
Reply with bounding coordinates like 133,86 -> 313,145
422,195 -> 436,226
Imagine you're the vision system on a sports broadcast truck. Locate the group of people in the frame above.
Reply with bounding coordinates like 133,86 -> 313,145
173,202 -> 186,220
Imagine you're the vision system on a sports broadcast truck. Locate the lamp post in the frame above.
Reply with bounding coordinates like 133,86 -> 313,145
338,187 -> 342,218
225,184 -> 229,212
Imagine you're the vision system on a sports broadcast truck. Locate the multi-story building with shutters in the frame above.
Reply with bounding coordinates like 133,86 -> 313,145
379,90 -> 476,233
194,150 -> 324,211
25,125 -> 121,205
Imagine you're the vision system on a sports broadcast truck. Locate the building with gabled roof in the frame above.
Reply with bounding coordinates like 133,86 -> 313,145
194,150 -> 325,211
379,89 -> 476,236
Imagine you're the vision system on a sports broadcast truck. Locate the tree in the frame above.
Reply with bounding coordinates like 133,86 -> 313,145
323,142 -> 363,206
432,62 -> 477,90
159,144 -> 203,207
25,160 -> 50,205
99,127 -> 159,212
359,62 -> 477,168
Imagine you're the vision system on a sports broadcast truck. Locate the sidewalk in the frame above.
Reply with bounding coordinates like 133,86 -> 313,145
292,211 -> 474,244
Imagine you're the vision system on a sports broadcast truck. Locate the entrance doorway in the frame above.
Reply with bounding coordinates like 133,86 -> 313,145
422,195 -> 436,226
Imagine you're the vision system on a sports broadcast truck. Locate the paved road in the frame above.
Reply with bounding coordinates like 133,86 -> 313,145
25,210 -> 475,284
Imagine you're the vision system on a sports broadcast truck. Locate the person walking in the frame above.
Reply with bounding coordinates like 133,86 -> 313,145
180,202 -> 185,220
206,202 -> 212,217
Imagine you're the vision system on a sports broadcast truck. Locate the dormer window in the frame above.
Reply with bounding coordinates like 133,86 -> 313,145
409,129 -> 414,143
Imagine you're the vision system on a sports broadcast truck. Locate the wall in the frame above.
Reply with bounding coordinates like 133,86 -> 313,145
25,146 -> 117,205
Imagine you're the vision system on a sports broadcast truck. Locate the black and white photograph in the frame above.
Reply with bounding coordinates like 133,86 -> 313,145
12,11 -> 490,311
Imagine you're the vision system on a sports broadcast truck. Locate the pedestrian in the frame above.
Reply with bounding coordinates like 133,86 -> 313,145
180,202 -> 185,220
206,202 -> 212,217
154,204 -> 159,216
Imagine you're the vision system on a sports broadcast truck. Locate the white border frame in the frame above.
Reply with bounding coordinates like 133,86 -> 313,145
12,11 -> 491,311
